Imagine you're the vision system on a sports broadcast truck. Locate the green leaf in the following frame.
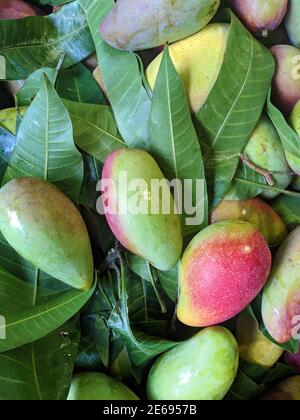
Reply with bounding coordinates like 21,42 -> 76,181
16,68 -> 56,107
78,0 -> 151,148
63,99 -> 124,163
0,267 -> 95,353
226,162 -> 266,200
272,195 -> 300,231
157,265 -> 179,303
149,47 -> 208,236
0,318 -> 80,400
0,2 -> 95,80
3,75 -> 83,202
196,10 -> 275,207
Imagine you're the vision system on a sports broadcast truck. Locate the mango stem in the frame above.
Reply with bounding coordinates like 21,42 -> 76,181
240,153 -> 275,186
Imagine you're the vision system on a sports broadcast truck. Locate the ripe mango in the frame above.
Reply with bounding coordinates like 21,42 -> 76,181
211,198 -> 287,247
236,312 -> 283,368
100,0 -> 220,51
101,149 -> 183,271
285,0 -> 300,48
0,177 -> 94,290
244,114 -> 293,199
258,376 -> 300,400
146,23 -> 229,113
177,221 -> 271,327
147,327 -> 239,400
262,226 -> 300,344
230,0 -> 288,37
287,100 -> 300,175
271,44 -> 300,116
67,373 -> 139,400
0,0 -> 40,19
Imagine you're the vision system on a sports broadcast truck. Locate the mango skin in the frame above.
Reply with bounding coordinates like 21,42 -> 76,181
271,45 -> 300,116
287,100 -> 300,175
230,0 -> 288,36
244,114 -> 293,199
146,23 -> 229,113
285,0 -> 300,48
236,312 -> 283,368
0,0 -> 39,19
262,226 -> 300,344
258,376 -> 300,400
102,149 -> 183,271
100,0 -> 220,51
177,221 -> 272,327
147,327 -> 239,401
284,345 -> 300,372
211,198 -> 287,247
0,177 -> 94,290
67,373 -> 139,400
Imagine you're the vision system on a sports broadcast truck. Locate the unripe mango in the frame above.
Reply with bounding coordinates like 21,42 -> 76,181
100,0 -> 220,51
177,221 -> 271,327
67,373 -> 139,400
147,327 -> 239,401
0,0 -> 40,19
244,114 -> 293,199
102,149 -> 183,271
236,312 -> 283,368
258,376 -> 300,400
287,100 -> 300,175
211,198 -> 287,247
285,0 -> 300,48
146,23 -> 229,113
0,177 -> 94,290
262,226 -> 300,344
271,45 -> 300,116
230,0 -> 288,37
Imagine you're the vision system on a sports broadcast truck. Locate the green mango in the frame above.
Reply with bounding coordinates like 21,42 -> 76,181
244,114 -> 293,199
102,149 -> 183,271
67,373 -> 139,400
100,0 -> 220,51
0,177 -> 94,290
262,226 -> 300,344
285,0 -> 300,47
147,327 -> 239,400
287,100 -> 300,175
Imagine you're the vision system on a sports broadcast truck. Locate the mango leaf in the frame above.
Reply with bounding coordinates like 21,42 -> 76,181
0,318 -> 80,400
272,195 -> 300,231
3,75 -> 83,202
56,63 -> 106,105
157,265 -> 179,303
266,90 -> 300,159
149,47 -> 208,236
196,10 -> 275,207
63,99 -> 124,162
78,0 -> 151,148
16,68 -> 56,107
0,2 -> 95,80
0,266 -> 95,353
225,162 -> 266,200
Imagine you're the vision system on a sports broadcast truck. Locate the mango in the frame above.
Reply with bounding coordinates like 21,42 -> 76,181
287,100 -> 300,175
146,23 -> 229,113
262,226 -> 300,344
211,198 -> 287,247
258,376 -> 300,400
100,0 -> 220,51
271,44 -> 300,116
67,372 -> 139,400
291,176 -> 300,191
244,114 -> 293,199
177,221 -> 271,327
0,0 -> 40,19
147,327 -> 239,400
0,177 -> 93,290
285,0 -> 300,48
284,345 -> 300,372
230,0 -> 288,37
101,149 -> 182,271
236,312 -> 283,368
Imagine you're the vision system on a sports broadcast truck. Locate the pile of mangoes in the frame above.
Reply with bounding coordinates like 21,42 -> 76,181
1,0 -> 300,401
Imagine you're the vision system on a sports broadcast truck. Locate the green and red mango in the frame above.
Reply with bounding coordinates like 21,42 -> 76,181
177,221 -> 272,327
102,149 -> 183,271
0,0 -> 41,19
285,0 -> 300,48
